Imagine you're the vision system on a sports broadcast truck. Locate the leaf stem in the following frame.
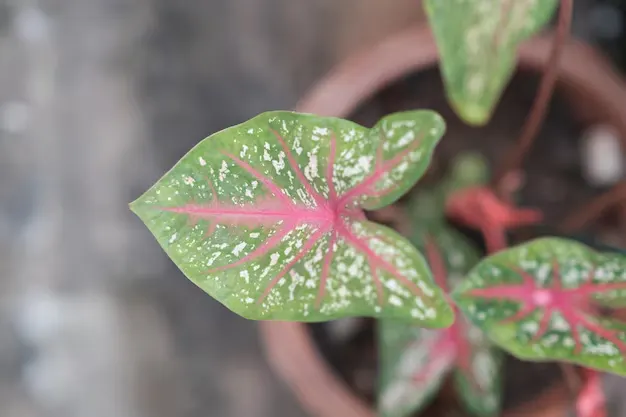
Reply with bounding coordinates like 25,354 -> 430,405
492,0 -> 573,190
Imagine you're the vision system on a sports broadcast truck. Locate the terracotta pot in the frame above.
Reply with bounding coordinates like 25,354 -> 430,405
259,25 -> 626,417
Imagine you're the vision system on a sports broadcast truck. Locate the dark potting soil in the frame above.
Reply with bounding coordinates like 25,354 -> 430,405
307,67 -> 614,415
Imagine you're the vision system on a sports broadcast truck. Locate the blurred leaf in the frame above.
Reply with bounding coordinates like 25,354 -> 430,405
453,316 -> 503,417
425,0 -> 559,125
442,151 -> 490,193
378,321 -> 455,417
377,192 -> 502,417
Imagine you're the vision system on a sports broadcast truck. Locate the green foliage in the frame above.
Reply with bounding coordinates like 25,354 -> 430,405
126,0 -> 626,412
378,321 -> 454,417
454,238 -> 626,375
425,0 -> 559,125
377,189 -> 501,417
130,110 -> 454,325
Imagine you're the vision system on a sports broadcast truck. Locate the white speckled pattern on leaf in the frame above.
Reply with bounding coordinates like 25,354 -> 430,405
130,110 -> 454,325
378,195 -> 502,417
454,238 -> 626,375
378,321 -> 454,417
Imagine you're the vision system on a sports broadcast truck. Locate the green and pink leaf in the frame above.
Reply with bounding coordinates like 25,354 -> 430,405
378,321 -> 455,417
377,198 -> 501,417
424,0 -> 559,125
453,316 -> 503,417
130,110 -> 453,325
453,238 -> 626,375
419,229 -> 502,417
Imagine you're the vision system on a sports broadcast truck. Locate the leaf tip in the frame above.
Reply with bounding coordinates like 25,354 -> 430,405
128,193 -> 152,225
128,196 -> 142,214
451,99 -> 491,126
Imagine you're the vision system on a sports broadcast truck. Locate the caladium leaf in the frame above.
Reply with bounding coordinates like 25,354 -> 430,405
420,230 -> 502,417
378,320 -> 455,417
453,237 -> 626,375
453,316 -> 503,417
424,0 -> 559,125
377,194 -> 501,417
130,110 -> 454,325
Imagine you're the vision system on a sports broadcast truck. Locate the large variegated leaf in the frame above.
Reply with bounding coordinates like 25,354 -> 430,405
130,110 -> 454,325
378,321 -> 455,417
424,0 -> 559,125
453,238 -> 626,375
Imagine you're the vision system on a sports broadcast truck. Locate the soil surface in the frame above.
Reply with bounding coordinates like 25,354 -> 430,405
307,67 -> 615,416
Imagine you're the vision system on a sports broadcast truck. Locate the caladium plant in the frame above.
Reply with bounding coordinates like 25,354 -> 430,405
130,110 -> 454,326
424,0 -> 559,125
378,186 -> 502,417
454,238 -> 626,375
130,1 -> 626,415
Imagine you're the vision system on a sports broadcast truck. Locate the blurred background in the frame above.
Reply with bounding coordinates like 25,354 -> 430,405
0,1 -> 625,417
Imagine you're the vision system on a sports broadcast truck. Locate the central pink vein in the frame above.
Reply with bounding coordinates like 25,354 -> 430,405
468,261 -> 626,355
159,127 -> 425,307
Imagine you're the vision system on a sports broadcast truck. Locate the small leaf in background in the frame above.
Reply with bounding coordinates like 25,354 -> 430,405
378,321 -> 455,417
421,230 -> 502,417
442,151 -> 490,194
453,316 -> 503,417
453,238 -> 626,375
406,151 -> 490,225
130,110 -> 454,325
424,0 -> 559,125
378,196 -> 501,417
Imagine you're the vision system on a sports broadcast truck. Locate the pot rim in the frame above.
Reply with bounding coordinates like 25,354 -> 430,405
260,24 -> 626,417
